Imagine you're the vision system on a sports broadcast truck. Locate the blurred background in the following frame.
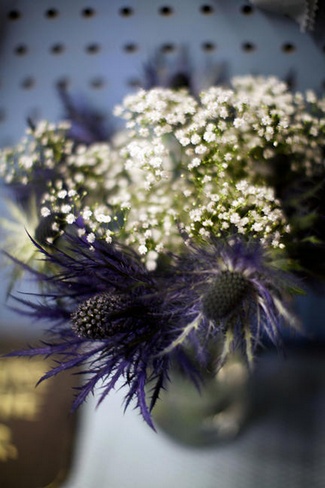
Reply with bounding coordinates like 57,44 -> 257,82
0,0 -> 325,486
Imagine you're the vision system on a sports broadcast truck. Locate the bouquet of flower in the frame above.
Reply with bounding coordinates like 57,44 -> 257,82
1,76 -> 324,428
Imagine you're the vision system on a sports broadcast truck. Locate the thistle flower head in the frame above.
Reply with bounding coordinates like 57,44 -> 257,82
71,293 -> 129,339
201,270 -> 250,321
163,237 -> 300,367
10,230 -> 203,428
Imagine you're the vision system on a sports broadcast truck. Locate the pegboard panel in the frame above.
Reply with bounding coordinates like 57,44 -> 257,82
0,0 -> 324,148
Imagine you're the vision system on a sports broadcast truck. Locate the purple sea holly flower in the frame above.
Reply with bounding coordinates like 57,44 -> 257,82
162,236 -> 301,367
8,228 -> 300,427
8,230 -> 201,428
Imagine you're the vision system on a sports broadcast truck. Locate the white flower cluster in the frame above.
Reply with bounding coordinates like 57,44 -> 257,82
116,76 -> 325,185
114,88 -> 198,134
182,179 -> 289,248
109,76 -> 325,260
1,76 -> 324,267
0,121 -> 71,185
0,122 -> 127,244
39,141 -> 126,243
114,88 -> 197,190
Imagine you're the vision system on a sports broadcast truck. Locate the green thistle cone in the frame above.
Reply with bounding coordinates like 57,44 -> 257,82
202,271 -> 250,321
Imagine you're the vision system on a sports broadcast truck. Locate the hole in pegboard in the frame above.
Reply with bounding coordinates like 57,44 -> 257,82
200,4 -> 214,14
81,7 -> 96,18
7,10 -> 21,21
56,77 -> 70,90
89,77 -> 106,89
85,43 -> 101,54
123,43 -> 139,53
202,41 -> 216,52
159,6 -> 174,16
170,72 -> 191,89
160,43 -> 176,54
241,5 -> 254,15
21,76 -> 35,90
14,44 -> 28,56
242,42 -> 256,52
0,0 -> 324,151
119,7 -> 134,17
282,42 -> 296,53
45,8 -> 59,19
50,43 -> 65,55
127,78 -> 142,88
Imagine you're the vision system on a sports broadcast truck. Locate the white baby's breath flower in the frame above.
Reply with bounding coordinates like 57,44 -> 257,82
1,75 -> 324,268
66,214 -> 76,224
87,233 -> 96,244
41,207 -> 51,217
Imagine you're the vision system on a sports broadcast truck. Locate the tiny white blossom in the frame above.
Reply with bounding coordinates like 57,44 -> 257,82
87,233 -> 96,244
41,207 -> 51,217
138,244 -> 148,255
66,213 -> 76,224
